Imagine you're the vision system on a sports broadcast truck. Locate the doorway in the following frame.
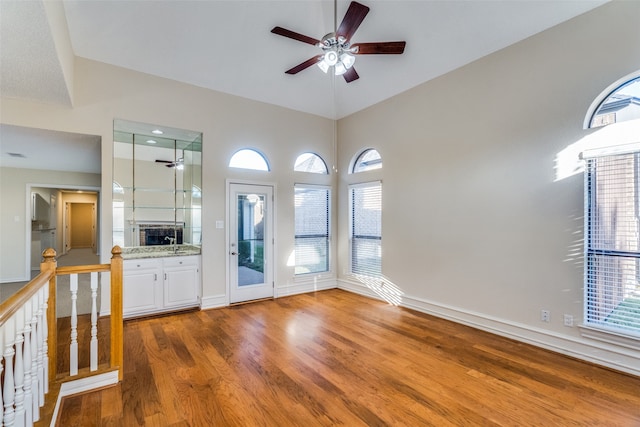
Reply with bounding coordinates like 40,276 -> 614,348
66,202 -> 96,251
228,183 -> 274,304
28,186 -> 100,273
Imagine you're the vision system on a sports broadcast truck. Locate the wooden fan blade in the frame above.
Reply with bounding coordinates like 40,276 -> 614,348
285,55 -> 323,75
353,41 -> 406,55
336,1 -> 370,42
271,26 -> 320,46
343,67 -> 359,83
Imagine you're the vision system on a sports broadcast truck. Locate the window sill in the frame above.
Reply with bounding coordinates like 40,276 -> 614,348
579,324 -> 640,352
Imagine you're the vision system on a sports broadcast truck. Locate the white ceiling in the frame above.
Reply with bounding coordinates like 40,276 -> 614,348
0,0 -> 608,173
0,124 -> 101,174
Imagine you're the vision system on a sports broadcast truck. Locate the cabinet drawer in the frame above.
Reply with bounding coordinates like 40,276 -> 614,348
124,258 -> 162,270
162,255 -> 199,268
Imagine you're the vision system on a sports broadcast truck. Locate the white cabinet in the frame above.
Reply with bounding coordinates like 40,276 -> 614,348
163,256 -> 200,309
123,255 -> 200,318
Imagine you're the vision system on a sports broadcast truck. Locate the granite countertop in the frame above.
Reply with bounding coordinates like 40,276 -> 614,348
121,245 -> 201,259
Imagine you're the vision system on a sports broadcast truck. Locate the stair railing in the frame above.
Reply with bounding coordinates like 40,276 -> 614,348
0,246 -> 123,427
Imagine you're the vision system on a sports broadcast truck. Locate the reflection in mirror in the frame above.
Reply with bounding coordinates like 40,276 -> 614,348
113,120 -> 202,254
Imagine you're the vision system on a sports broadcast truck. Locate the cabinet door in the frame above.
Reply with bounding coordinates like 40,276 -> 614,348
123,259 -> 163,317
163,256 -> 200,308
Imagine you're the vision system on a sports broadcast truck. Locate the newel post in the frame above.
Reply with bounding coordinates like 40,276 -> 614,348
41,248 -> 57,384
110,246 -> 124,381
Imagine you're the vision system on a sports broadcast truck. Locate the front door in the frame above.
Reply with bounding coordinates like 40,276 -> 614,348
228,183 -> 274,303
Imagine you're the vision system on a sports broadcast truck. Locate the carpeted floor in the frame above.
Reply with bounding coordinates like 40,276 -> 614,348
1,248 -> 100,317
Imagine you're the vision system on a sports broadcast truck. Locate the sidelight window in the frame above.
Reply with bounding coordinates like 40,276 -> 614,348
294,185 -> 330,274
349,181 -> 382,277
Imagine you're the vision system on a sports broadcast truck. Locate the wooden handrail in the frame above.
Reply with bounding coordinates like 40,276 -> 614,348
1,246 -> 124,426
56,265 -> 112,275
0,270 -> 54,327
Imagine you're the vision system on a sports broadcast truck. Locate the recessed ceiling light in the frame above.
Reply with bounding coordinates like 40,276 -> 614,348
146,139 -> 157,144
151,129 -> 163,135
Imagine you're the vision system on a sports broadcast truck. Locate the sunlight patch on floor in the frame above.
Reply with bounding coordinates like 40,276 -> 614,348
352,274 -> 404,306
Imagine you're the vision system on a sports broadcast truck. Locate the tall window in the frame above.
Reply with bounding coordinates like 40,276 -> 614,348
350,181 -> 382,277
294,185 -> 330,274
585,152 -> 640,335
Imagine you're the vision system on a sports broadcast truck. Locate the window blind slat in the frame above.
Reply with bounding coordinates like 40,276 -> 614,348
350,182 -> 382,277
294,186 -> 330,275
586,153 -> 640,334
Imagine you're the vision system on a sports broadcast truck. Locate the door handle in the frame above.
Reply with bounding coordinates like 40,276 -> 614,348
231,251 -> 238,255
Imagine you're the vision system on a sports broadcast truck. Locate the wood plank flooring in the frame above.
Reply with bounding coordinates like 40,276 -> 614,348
56,289 -> 640,426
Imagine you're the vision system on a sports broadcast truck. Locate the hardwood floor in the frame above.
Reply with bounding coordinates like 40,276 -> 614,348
57,289 -> 640,426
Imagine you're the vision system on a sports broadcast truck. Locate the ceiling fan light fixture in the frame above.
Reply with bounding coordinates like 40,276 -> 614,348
324,50 -> 338,66
317,60 -> 330,73
334,61 -> 348,76
340,52 -> 355,69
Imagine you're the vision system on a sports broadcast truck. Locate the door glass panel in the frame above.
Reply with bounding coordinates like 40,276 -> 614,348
237,193 -> 265,286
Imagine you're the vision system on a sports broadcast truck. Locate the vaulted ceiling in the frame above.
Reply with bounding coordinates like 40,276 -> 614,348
2,0 -> 608,120
0,1 -> 609,174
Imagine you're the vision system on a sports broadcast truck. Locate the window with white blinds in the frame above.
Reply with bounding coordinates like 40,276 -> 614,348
294,185 -> 330,275
585,153 -> 640,336
350,181 -> 382,277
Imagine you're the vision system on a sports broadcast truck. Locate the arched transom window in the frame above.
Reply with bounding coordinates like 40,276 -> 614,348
294,152 -> 328,174
590,75 -> 640,128
229,149 -> 270,171
352,148 -> 382,173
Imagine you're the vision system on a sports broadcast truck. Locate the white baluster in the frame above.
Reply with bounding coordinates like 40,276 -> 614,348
42,284 -> 49,395
4,316 -> 16,427
1,327 -> 4,426
36,289 -> 45,407
22,299 -> 33,427
30,296 -> 40,422
70,274 -> 79,376
90,272 -> 99,371
14,308 -> 25,427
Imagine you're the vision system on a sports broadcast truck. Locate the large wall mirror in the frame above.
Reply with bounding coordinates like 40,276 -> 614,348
113,119 -> 202,252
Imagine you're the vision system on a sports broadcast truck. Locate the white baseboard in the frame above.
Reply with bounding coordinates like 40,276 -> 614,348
338,279 -> 640,377
277,279 -> 337,298
200,294 -> 227,310
50,370 -> 120,426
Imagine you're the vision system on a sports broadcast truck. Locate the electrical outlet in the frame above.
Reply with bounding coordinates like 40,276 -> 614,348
563,314 -> 574,327
541,309 -> 550,322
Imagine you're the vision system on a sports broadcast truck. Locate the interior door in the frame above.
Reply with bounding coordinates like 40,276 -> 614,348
228,183 -> 274,304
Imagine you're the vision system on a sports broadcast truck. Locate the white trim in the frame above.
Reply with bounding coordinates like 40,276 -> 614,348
579,119 -> 640,159
200,294 -> 228,310
277,278 -> 337,298
584,69 -> 640,129
579,324 -> 640,351
49,371 -> 120,426
338,280 -> 640,377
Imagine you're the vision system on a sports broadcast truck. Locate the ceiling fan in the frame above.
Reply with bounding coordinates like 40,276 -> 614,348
155,158 -> 184,169
271,1 -> 406,83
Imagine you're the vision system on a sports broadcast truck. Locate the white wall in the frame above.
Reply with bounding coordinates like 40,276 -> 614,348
0,56 -> 336,306
337,1 -> 640,375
